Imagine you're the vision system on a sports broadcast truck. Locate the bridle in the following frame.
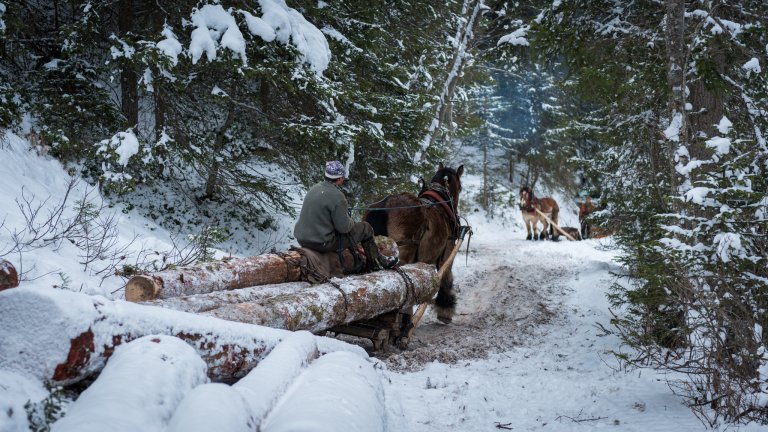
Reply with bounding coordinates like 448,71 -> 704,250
519,188 -> 538,213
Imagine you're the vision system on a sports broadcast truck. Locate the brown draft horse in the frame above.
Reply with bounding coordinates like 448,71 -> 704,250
519,186 -> 560,241
363,163 -> 464,324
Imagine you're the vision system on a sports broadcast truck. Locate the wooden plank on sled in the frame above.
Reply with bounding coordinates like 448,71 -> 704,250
534,208 -> 577,241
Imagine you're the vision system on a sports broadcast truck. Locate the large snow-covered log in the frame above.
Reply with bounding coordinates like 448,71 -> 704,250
259,351 -> 386,432
52,335 -> 209,432
125,252 -> 304,302
167,331 -> 320,432
125,237 -> 400,302
0,288 -> 364,386
0,258 -> 19,290
142,263 -> 437,333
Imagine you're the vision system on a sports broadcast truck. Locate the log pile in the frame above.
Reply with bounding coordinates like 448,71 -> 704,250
51,332 -> 385,432
125,236 -> 400,302
0,287 -> 364,385
138,263 -> 436,333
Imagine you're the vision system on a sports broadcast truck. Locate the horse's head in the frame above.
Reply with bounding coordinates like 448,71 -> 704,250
431,162 -> 464,211
519,186 -> 533,210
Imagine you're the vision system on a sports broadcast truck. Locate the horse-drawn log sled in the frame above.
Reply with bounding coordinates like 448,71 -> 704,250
0,164 -> 470,389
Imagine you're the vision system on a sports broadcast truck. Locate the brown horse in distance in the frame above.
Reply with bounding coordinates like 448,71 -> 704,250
519,186 -> 560,241
364,163 -> 464,323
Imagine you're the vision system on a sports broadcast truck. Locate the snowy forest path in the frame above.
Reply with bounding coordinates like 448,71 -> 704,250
376,226 -> 602,371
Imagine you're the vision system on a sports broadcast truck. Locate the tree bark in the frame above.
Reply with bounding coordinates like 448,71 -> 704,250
126,237 -> 400,302
665,0 -> 687,199
125,251 -> 304,302
118,0 -> 138,129
142,263 -> 437,333
0,288 -> 364,385
0,259 -> 18,290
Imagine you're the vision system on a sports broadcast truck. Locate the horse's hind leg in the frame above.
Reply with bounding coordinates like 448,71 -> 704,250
434,269 -> 456,324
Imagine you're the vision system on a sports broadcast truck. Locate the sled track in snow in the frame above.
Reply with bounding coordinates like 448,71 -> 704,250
374,239 -> 574,372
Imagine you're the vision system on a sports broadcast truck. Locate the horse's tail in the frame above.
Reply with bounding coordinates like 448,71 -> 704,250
550,202 -> 560,238
364,196 -> 389,236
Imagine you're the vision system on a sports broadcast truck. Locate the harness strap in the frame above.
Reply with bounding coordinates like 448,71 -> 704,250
418,187 -> 459,237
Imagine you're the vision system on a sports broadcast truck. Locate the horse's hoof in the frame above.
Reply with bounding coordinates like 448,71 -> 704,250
437,316 -> 452,324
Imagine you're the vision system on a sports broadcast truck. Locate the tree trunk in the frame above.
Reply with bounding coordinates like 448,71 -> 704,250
125,251 -> 304,302
0,288 -> 363,385
482,138 -> 489,210
665,0 -> 687,198
142,263 -> 437,333
118,0 -> 138,129
0,259 -> 18,290
204,102 -> 236,199
168,331 -> 382,432
419,0 -> 486,161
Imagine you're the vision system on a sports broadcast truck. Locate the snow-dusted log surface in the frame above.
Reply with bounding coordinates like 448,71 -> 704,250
166,383 -> 253,432
141,263 -> 436,332
0,287 -> 363,385
51,335 -> 208,432
125,252 -> 303,302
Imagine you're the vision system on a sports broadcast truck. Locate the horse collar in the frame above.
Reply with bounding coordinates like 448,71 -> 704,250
419,184 -> 459,234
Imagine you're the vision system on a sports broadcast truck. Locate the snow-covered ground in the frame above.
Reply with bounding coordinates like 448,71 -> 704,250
0,133 -> 764,431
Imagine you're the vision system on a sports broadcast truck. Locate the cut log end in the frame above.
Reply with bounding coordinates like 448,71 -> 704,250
125,275 -> 160,302
0,259 -> 19,291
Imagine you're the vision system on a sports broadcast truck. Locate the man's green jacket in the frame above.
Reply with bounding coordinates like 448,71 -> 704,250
294,181 -> 354,248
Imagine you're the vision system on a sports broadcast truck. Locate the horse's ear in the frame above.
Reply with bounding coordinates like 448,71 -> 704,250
456,165 -> 464,178
438,162 -> 445,171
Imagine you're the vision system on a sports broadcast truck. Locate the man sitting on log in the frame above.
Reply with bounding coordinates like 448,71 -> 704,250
294,161 -> 398,272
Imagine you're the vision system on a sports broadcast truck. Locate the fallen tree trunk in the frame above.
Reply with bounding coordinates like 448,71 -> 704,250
0,288 -> 365,386
125,252 -> 304,302
0,258 -> 19,290
169,331 -> 320,432
52,335 -> 209,432
143,263 -> 437,333
125,237 -> 400,302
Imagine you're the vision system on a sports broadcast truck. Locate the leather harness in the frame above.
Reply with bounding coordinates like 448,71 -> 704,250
418,184 -> 459,239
